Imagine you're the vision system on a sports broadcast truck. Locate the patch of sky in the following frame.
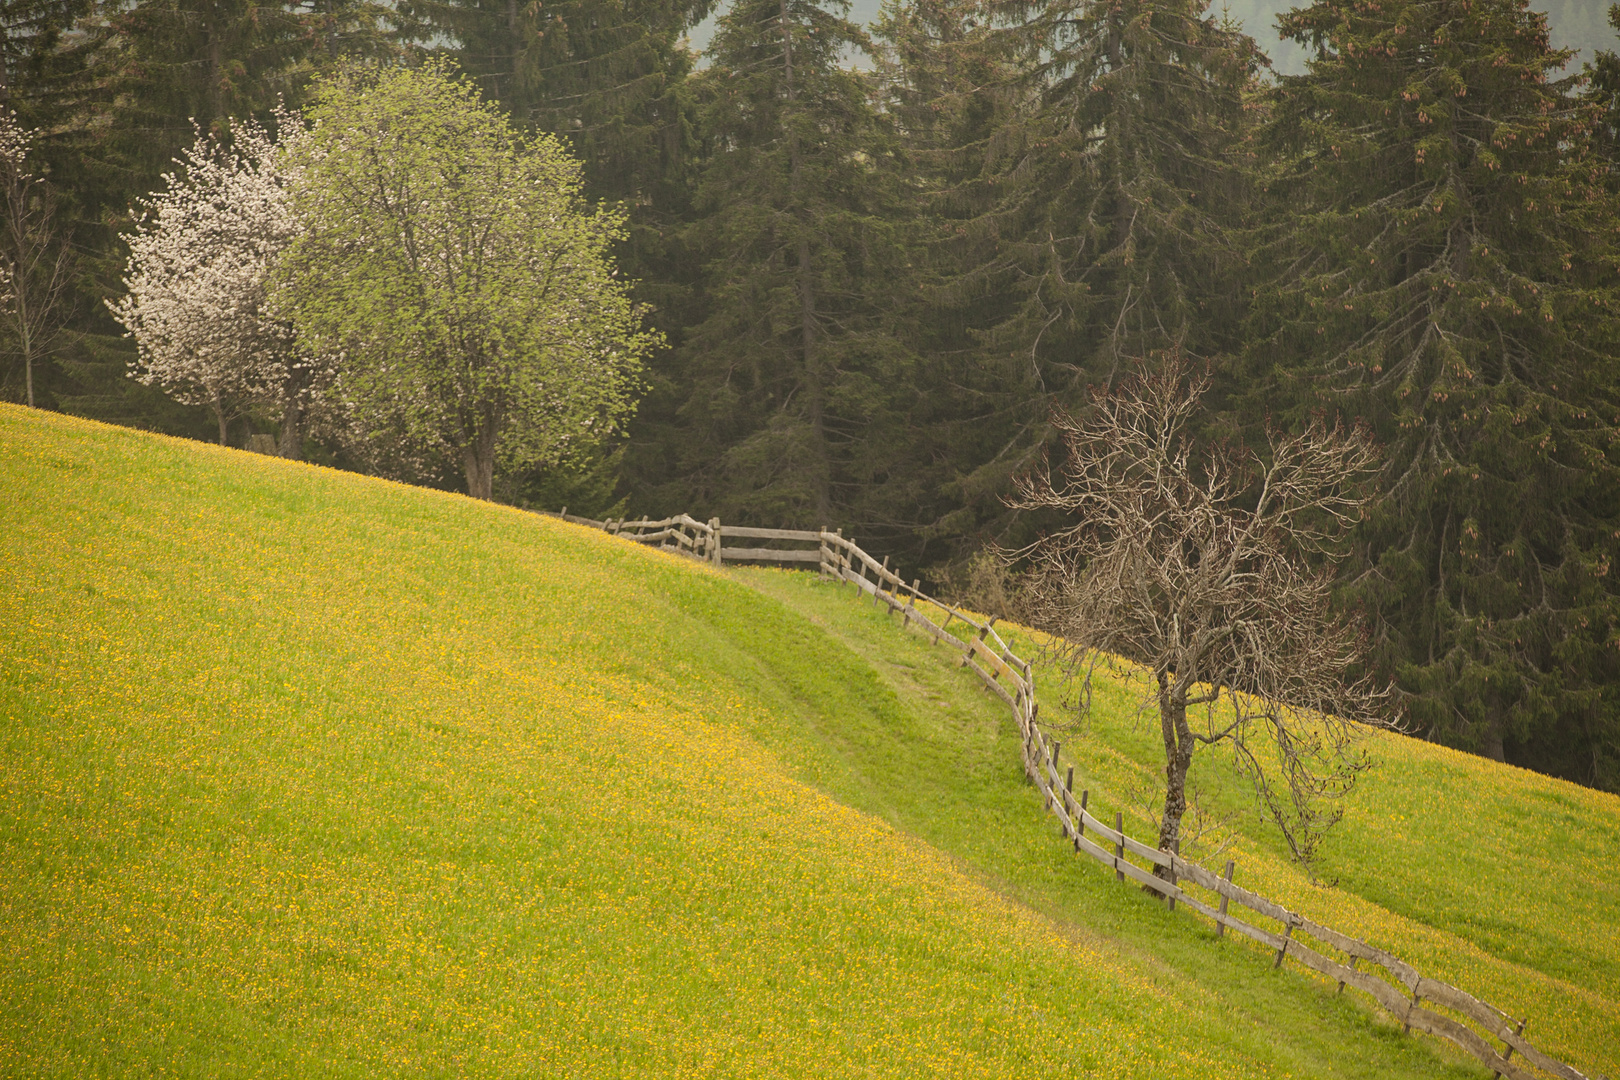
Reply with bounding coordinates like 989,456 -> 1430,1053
683,1 -> 1617,78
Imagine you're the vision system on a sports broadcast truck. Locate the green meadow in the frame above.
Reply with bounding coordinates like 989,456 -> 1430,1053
1,403 -> 1614,1078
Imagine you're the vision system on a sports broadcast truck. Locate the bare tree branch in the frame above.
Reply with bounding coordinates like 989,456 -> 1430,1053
1011,355 -> 1401,874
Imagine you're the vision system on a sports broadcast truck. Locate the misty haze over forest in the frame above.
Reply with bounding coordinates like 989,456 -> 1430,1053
689,0 -> 1620,72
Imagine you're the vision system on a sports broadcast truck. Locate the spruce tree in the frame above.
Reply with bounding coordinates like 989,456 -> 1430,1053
0,0 -> 91,112
84,0 -> 390,190
393,0 -> 706,209
1254,0 -> 1620,788
865,0 -> 1025,554
894,0 -> 1262,554
661,0 -> 917,526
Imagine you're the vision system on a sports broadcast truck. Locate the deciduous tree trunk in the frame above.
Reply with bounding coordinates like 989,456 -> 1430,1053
277,365 -> 307,460
462,405 -> 499,500
1155,674 -> 1195,882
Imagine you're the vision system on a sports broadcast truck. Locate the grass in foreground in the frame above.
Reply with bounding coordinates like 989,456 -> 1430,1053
0,404 -> 1609,1077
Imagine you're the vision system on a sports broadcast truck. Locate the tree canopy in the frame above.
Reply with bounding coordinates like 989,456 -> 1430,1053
1014,361 -> 1395,865
275,64 -> 654,500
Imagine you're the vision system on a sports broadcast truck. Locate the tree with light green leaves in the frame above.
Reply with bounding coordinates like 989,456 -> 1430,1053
275,64 -> 655,500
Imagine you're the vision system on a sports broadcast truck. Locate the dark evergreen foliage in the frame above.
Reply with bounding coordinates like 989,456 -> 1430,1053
879,0 -> 1264,554
1252,0 -> 1620,788
655,0 -> 919,528
393,0 -> 707,213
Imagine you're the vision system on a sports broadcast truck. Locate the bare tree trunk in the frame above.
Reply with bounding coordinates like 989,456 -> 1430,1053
21,324 -> 33,408
1155,676 -> 1194,883
213,399 -> 229,446
1483,704 -> 1507,763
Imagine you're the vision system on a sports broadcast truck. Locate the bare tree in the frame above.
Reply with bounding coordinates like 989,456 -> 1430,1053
0,108 -> 74,408
1012,359 -> 1399,875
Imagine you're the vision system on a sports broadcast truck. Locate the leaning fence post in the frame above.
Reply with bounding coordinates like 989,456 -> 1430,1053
961,622 -> 989,669
1216,860 -> 1235,939
1275,917 -> 1295,970
1077,790 -> 1088,852
1114,811 -> 1125,882
1337,955 -> 1357,996
1492,1019 -> 1527,1079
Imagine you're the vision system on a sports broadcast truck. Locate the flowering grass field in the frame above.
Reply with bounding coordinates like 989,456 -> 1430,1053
0,404 -> 1611,1078
740,573 -> 1620,1078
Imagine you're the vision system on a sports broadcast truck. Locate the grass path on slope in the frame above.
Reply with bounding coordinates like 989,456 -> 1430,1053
0,404 -> 1424,1078
735,568 -> 1618,1077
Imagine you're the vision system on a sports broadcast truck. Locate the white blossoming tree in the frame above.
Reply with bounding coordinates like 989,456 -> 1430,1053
110,115 -> 325,456
274,64 -> 653,500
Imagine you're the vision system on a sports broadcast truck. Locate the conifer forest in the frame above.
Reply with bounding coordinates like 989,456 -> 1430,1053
5,0 -> 1620,794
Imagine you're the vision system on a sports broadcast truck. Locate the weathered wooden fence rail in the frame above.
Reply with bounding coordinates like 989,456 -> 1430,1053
544,508 -> 1592,1080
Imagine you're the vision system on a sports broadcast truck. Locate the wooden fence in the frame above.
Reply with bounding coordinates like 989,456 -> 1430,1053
545,508 -> 1594,1080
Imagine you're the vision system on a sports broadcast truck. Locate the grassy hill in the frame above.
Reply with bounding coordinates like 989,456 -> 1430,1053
1,403 -> 1614,1078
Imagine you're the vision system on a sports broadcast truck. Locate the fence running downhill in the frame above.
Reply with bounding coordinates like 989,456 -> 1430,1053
545,509 -> 1595,1080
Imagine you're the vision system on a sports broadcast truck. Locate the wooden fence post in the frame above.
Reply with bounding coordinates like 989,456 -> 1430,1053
1167,839 -> 1179,912
1402,986 -> 1422,1033
818,526 -> 829,579
1039,738 -> 1056,806
903,580 -> 919,628
1114,811 -> 1125,882
710,518 -> 722,566
1076,791 -> 1088,852
1337,955 -> 1357,996
1492,1019 -> 1526,1079
962,622 -> 989,669
1046,741 -> 1061,815
1275,917 -> 1295,970
1216,861 -> 1235,939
